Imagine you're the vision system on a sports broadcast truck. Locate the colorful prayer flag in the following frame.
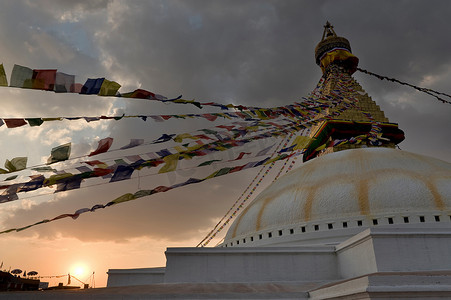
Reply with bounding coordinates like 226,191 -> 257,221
0,64 -> 8,86
89,137 -> 113,156
80,78 -> 105,94
98,79 -> 121,96
47,143 -> 71,164
10,64 -> 33,88
32,69 -> 57,91
55,72 -> 75,93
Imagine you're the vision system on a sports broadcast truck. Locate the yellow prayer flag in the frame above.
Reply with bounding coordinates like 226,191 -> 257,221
174,145 -> 186,153
315,143 -> 327,151
0,64 -> 8,86
158,154 -> 180,173
174,133 -> 196,143
98,79 -> 121,96
111,193 -> 136,205
292,136 -> 312,151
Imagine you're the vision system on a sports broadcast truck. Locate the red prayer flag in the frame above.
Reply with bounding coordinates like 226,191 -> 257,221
4,119 -> 27,128
89,137 -> 114,156
32,69 -> 57,91
234,152 -> 251,160
130,89 -> 156,99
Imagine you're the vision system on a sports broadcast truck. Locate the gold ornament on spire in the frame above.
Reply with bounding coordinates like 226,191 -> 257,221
315,22 -> 359,74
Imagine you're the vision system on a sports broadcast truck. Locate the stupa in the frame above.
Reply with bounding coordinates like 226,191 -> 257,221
104,23 -> 451,299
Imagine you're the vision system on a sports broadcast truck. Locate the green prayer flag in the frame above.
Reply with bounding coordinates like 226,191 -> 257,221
47,143 -> 71,164
26,118 -> 44,127
4,157 -> 27,172
198,159 -> 221,166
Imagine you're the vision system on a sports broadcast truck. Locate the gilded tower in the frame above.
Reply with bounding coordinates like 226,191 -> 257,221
303,22 -> 404,161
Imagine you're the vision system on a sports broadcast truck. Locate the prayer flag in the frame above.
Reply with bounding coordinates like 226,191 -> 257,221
80,78 -> 105,94
158,154 -> 180,173
292,136 -> 312,151
198,159 -> 221,166
174,133 -> 196,143
110,165 -> 134,182
4,157 -> 27,172
98,79 -> 121,96
19,175 -> 45,192
26,118 -> 44,127
0,64 -> 7,86
89,137 -> 113,156
32,69 -> 57,90
10,64 -> 33,88
234,152 -> 251,160
47,143 -> 71,164
120,139 -> 144,149
55,175 -> 83,192
4,118 -> 27,128
110,193 -> 135,205
55,72 -> 75,93
256,144 -> 275,156
153,134 -> 175,143
70,83 -> 83,93
129,89 -> 156,99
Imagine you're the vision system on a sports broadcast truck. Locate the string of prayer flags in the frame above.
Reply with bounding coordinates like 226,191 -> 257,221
199,135 -> 290,246
89,137 -> 114,156
47,143 -> 71,164
0,152 -> 296,235
0,64 -> 7,86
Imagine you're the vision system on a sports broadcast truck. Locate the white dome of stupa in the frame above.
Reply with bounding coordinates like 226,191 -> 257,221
223,147 -> 451,247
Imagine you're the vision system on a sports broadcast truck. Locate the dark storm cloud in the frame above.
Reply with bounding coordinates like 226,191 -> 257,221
1,1 -> 450,244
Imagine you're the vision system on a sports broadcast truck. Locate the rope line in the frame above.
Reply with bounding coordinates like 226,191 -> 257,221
357,67 -> 451,104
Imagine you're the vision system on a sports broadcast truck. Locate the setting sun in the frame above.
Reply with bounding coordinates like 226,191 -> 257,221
70,263 -> 88,279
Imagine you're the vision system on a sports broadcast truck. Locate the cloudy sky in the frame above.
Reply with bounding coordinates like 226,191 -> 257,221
0,0 -> 450,287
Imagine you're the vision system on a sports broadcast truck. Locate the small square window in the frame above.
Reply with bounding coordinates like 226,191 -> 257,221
388,217 -> 394,224
328,223 -> 333,229
278,230 -> 283,236
301,226 -> 306,233
259,234 -> 263,240
403,217 -> 409,223
314,225 -> 319,231
372,219 -> 378,225
230,243 -> 233,246
435,215 -> 440,222
357,220 -> 363,226
268,232 -> 272,238
236,240 -> 239,245
420,216 -> 425,222
250,236 -> 254,241
342,222 -> 348,228
243,238 -> 246,243
289,229 -> 294,234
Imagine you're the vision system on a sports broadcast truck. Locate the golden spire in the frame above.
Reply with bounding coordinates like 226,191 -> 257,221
315,22 -> 358,74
